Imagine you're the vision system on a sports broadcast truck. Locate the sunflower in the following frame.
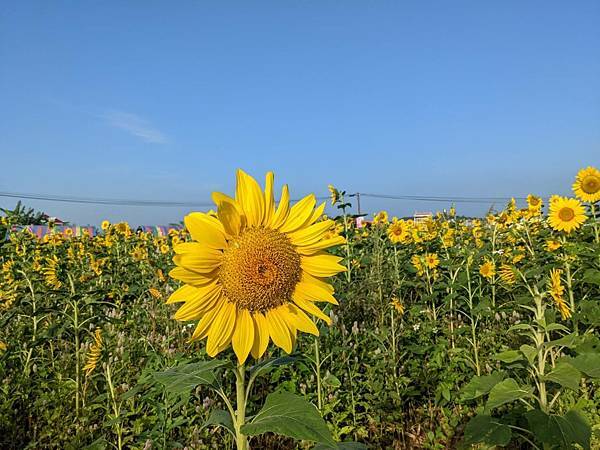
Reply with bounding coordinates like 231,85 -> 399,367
424,253 -> 439,269
373,210 -> 389,225
527,194 -> 542,210
64,228 -> 73,237
328,184 -> 340,205
548,197 -> 586,233
83,329 -> 103,377
479,261 -> 495,280
101,220 -> 110,231
545,240 -> 562,252
572,166 -> 600,203
387,220 -> 409,244
498,264 -> 516,285
167,170 -> 346,364
390,298 -> 405,315
548,269 -> 571,320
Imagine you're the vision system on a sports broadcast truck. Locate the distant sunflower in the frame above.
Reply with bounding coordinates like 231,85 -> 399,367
327,184 -> 340,206
545,240 -> 562,252
168,170 -> 346,364
479,260 -> 495,280
424,253 -> 439,269
548,269 -> 571,320
373,210 -> 389,225
527,194 -> 542,210
572,166 -> 600,203
83,329 -> 103,377
498,264 -> 516,285
101,220 -> 110,231
390,298 -> 405,315
387,220 -> 409,244
548,197 -> 586,233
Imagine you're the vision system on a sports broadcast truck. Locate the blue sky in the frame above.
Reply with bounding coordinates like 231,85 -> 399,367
1,1 -> 599,225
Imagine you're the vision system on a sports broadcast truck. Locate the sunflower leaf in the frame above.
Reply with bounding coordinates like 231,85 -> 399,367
153,360 -> 227,393
241,391 -> 335,447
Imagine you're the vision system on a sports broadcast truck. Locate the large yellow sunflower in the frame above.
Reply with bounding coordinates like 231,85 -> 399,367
572,166 -> 600,203
167,170 -> 346,364
548,197 -> 587,233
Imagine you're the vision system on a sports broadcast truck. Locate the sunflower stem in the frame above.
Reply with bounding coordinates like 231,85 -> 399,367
234,363 -> 249,450
314,336 -> 323,412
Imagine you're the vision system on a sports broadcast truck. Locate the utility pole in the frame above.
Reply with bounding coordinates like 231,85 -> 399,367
355,192 -> 361,215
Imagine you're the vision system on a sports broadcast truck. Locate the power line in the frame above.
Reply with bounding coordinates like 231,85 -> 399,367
358,193 -> 531,204
0,191 -> 330,207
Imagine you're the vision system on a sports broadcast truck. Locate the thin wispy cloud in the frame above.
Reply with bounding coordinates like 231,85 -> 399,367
103,110 -> 168,144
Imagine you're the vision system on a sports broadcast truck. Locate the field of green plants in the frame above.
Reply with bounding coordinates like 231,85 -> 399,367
1,167 -> 600,449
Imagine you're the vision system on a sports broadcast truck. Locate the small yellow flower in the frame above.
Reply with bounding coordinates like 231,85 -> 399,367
527,194 -> 543,210
101,220 -> 110,231
0,341 -> 6,352
390,298 -> 405,315
64,228 -> 73,237
479,261 -> 495,280
160,244 -> 170,254
148,287 -> 162,299
546,240 -> 562,252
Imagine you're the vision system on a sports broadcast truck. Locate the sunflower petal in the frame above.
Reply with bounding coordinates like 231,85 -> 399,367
283,304 -> 319,336
216,197 -> 244,237
232,308 -> 255,364
270,184 -> 290,229
169,267 -> 216,286
173,248 -> 222,274
266,309 -> 293,353
173,287 -> 222,321
296,235 -> 346,255
307,202 -> 326,226
264,172 -> 275,226
288,220 -> 334,247
301,253 -> 346,277
294,279 -> 338,305
292,295 -> 332,325
236,169 -> 265,227
250,312 -> 270,359
279,194 -> 316,233
184,213 -> 227,249
206,301 -> 237,357
190,300 -> 225,341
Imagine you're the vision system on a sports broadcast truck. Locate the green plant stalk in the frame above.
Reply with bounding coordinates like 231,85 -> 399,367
314,336 -> 323,412
533,288 -> 548,412
106,363 -> 123,450
465,261 -> 481,376
340,203 -> 352,282
590,202 -> 599,244
234,363 -> 248,450
563,256 -> 577,332
20,271 -> 38,377
68,274 -> 81,418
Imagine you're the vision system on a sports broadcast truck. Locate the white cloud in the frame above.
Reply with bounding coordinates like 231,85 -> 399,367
103,110 -> 168,144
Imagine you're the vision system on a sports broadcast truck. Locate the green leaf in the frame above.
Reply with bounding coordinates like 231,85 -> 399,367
460,372 -> 505,401
519,344 -> 537,365
461,414 -> 511,447
526,409 -> 591,450
249,355 -> 298,379
241,391 -> 335,447
153,360 -> 227,393
545,323 -> 570,333
313,443 -> 367,450
546,333 -> 581,349
485,378 -> 533,411
202,409 -> 235,437
544,362 -> 581,390
563,353 -> 600,378
582,268 -> 600,286
322,373 -> 341,389
493,350 -> 524,363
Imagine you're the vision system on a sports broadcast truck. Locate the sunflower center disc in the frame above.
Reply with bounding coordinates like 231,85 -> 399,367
558,207 -> 575,222
582,176 -> 599,194
219,227 -> 301,312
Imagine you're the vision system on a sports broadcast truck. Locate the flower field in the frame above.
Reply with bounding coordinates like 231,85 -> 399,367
1,168 -> 600,449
